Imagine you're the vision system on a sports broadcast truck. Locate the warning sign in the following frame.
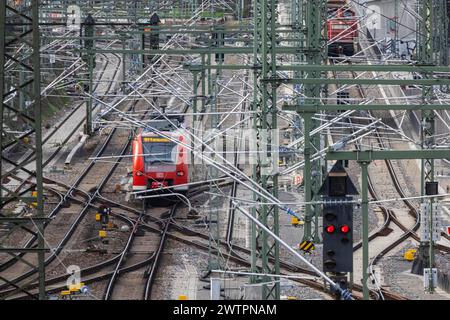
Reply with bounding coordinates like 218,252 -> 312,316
299,240 -> 315,253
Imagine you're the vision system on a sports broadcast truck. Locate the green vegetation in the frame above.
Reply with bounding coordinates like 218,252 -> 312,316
41,89 -> 70,126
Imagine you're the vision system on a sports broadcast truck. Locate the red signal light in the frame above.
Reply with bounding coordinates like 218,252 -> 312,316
340,225 -> 350,233
326,225 -> 335,233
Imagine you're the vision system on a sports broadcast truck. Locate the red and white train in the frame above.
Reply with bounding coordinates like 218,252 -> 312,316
327,0 -> 358,56
132,117 -> 189,194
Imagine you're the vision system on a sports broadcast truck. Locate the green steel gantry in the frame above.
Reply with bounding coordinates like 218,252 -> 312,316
301,0 -> 326,244
251,0 -> 280,300
0,0 -> 46,299
414,0 -> 450,293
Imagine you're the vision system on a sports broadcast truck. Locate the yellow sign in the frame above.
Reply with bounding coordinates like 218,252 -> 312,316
143,137 -> 170,143
404,249 -> 417,261
31,191 -> 38,208
299,241 -> 315,253
291,217 -> 305,226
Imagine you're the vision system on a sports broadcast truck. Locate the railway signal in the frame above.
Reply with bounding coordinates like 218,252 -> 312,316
319,161 -> 358,298
82,14 -> 95,68
143,13 -> 160,67
322,201 -> 354,272
212,23 -> 225,63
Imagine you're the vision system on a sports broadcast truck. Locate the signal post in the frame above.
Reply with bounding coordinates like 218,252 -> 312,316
319,161 -> 358,300
324,149 -> 450,299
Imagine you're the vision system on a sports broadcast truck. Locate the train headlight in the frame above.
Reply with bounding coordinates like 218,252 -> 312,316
176,171 -> 185,176
136,171 -> 144,176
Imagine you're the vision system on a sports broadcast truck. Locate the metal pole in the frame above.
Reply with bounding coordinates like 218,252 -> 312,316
429,196 -> 434,292
122,37 -> 126,89
359,160 -> 370,300
303,0 -> 323,244
87,51 -> 93,135
208,55 -> 221,272
303,112 -> 313,240
417,0 -> 435,287
32,0 -> 46,300
84,14 -> 95,136
0,0 -> 5,207
201,54 -> 206,112
394,0 -> 399,57
191,69 -> 199,167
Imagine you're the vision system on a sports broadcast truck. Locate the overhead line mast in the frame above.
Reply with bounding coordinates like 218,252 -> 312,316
251,0 -> 280,300
0,0 -> 46,300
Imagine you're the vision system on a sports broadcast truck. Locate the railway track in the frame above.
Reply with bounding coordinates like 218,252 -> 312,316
0,48 -> 159,297
0,50 -> 204,299
103,203 -> 172,300
0,100 -> 135,298
0,51 -> 122,269
3,177 -> 405,300
1,51 -> 122,207
0,185 -> 224,299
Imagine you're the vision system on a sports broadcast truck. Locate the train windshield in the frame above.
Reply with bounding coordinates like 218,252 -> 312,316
143,138 -> 177,164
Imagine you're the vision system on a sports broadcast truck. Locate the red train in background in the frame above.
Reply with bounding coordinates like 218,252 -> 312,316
132,116 -> 189,195
327,0 -> 358,56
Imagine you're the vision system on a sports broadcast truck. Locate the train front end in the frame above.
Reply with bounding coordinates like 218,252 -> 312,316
132,130 -> 189,195
327,4 -> 358,56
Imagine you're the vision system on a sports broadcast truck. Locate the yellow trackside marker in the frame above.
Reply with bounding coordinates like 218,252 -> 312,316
95,213 -> 101,221
291,217 -> 305,226
99,230 -> 106,238
299,241 -> 315,253
178,295 -> 188,300
31,191 -> 38,208
404,249 -> 417,261
69,283 -> 81,292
